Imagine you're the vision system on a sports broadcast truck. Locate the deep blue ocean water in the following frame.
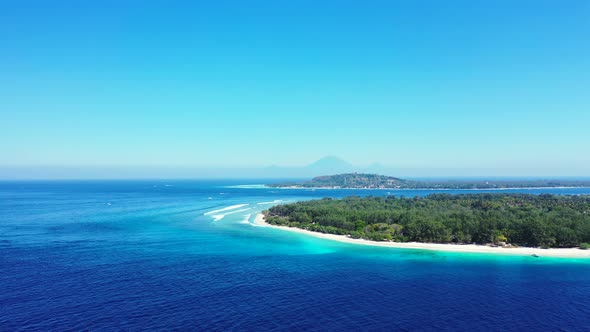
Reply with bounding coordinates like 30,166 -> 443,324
2,180 -> 590,331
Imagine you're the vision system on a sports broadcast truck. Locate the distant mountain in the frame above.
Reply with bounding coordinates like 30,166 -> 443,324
305,156 -> 355,174
6,156 -> 589,180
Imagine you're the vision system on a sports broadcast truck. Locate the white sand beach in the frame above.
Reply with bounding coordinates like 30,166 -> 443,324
255,214 -> 590,258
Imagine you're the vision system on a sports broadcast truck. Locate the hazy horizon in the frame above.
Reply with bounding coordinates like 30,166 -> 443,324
1,1 -> 589,178
2,156 -> 590,180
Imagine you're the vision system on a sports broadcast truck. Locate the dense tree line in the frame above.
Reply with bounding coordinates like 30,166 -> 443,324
265,194 -> 590,248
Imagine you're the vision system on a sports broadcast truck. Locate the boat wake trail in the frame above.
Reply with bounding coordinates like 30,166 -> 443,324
204,204 -> 249,216
210,208 -> 252,221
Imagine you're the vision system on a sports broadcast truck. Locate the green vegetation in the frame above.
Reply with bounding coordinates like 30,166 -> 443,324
580,243 -> 590,250
267,173 -> 590,189
265,194 -> 590,248
288,173 -> 408,189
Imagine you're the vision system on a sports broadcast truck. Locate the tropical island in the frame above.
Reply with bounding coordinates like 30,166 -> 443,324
260,194 -> 590,256
267,173 -> 590,190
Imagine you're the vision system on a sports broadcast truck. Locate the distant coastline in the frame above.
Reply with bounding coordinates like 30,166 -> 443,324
264,185 -> 590,191
255,214 -> 590,258
266,173 -> 590,190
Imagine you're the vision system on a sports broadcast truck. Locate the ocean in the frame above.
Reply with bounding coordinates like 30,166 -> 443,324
2,180 -> 590,331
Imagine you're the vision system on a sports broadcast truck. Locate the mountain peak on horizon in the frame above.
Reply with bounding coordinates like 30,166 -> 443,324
307,156 -> 352,167
305,156 -> 355,174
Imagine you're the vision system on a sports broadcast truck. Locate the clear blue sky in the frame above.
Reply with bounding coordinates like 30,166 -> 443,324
1,0 -> 589,177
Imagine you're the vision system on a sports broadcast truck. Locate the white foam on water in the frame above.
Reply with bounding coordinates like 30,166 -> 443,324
257,200 -> 283,205
211,208 -> 252,221
240,213 -> 252,224
204,204 -> 249,216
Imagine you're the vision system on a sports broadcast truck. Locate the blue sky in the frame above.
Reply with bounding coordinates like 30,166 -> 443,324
1,0 -> 589,177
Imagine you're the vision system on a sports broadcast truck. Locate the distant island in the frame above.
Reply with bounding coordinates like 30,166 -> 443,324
262,194 -> 590,251
267,173 -> 590,189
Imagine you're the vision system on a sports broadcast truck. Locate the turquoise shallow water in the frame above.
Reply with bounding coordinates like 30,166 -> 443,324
2,180 -> 590,331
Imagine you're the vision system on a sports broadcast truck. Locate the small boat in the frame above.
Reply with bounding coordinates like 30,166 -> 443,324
532,254 -> 540,257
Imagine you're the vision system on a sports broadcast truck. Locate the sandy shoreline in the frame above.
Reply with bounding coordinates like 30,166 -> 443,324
254,214 -> 590,258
